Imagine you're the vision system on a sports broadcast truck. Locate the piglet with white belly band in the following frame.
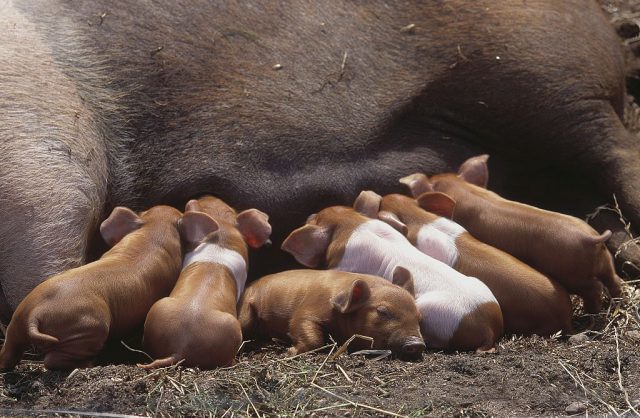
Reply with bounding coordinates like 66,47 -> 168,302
355,191 -> 572,336
282,204 -> 503,352
141,196 -> 271,369
401,154 -> 624,313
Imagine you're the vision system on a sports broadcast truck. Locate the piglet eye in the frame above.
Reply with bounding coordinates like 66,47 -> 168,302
376,306 -> 394,320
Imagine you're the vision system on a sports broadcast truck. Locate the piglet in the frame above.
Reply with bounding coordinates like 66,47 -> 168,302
282,205 -> 503,352
356,191 -> 572,336
0,205 -> 183,370
401,154 -> 624,313
238,269 -> 425,357
141,196 -> 271,369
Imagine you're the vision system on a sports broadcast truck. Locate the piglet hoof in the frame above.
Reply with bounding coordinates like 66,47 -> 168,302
614,242 -> 640,281
286,347 -> 299,357
587,207 -> 640,280
582,293 -> 604,316
475,346 -> 497,354
582,315 -> 597,331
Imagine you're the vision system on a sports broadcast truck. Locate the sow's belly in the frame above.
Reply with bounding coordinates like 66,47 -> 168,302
23,0 -> 620,273
146,117 -> 482,244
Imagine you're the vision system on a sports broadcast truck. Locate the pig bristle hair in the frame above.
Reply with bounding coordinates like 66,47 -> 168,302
0,5 -> 138,310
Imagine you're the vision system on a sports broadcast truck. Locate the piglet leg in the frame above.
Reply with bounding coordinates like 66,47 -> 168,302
287,316 -> 324,356
138,355 -> 180,369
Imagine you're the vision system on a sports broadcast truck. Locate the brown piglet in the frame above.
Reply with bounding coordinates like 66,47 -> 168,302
0,205 -> 183,370
401,155 -> 624,313
238,269 -> 425,357
141,196 -> 272,369
357,191 -> 572,336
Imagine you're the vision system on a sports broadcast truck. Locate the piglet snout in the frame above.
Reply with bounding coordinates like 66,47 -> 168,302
401,337 -> 426,356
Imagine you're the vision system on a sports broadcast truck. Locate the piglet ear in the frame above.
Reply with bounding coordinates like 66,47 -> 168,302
178,211 -> 220,244
331,279 -> 372,314
416,192 -> 456,219
353,190 -> 382,218
100,207 -> 143,247
281,224 -> 331,268
184,199 -> 201,213
236,209 -> 272,248
378,211 -> 408,235
458,154 -> 489,188
391,266 -> 415,297
400,173 -> 433,198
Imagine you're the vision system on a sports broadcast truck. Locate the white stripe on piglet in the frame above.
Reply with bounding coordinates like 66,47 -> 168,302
336,220 -> 496,346
416,217 -> 466,267
183,243 -> 247,301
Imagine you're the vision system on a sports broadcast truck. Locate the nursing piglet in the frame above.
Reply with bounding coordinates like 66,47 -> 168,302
0,205 -> 183,370
356,191 -> 572,336
141,196 -> 271,369
238,270 -> 425,357
282,206 -> 503,352
401,155 -> 624,313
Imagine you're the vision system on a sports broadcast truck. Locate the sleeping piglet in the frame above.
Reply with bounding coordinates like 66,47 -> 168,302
282,205 -> 503,352
238,269 -> 425,357
356,191 -> 572,336
401,155 -> 624,313
0,205 -> 183,370
141,196 -> 272,369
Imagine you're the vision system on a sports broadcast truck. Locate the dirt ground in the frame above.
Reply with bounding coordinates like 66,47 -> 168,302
2,1 -> 640,417
1,302 -> 639,418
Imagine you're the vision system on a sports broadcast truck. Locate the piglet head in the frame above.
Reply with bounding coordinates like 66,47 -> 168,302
178,211 -> 220,247
376,193 -> 447,235
100,205 -> 182,250
184,195 -> 272,254
100,205 -> 182,247
100,207 -> 143,247
185,196 -> 236,224
457,154 -> 490,188
332,270 -> 424,358
282,206 -> 369,268
400,173 -> 434,198
353,190 -> 408,235
415,192 -> 456,219
236,209 -> 272,249
353,190 -> 383,218
400,154 -> 490,199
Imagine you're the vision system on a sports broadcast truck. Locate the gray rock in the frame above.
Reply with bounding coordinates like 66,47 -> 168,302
568,333 -> 589,344
565,401 -> 588,415
626,330 -> 640,341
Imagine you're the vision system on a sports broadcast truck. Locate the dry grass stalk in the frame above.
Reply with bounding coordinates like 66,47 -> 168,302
614,328 -> 639,415
237,381 -> 261,417
586,195 -> 640,279
311,344 -> 336,384
336,364 -> 353,383
310,382 -> 409,417
558,360 -> 619,416
330,334 -> 374,360
0,408 -> 145,418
